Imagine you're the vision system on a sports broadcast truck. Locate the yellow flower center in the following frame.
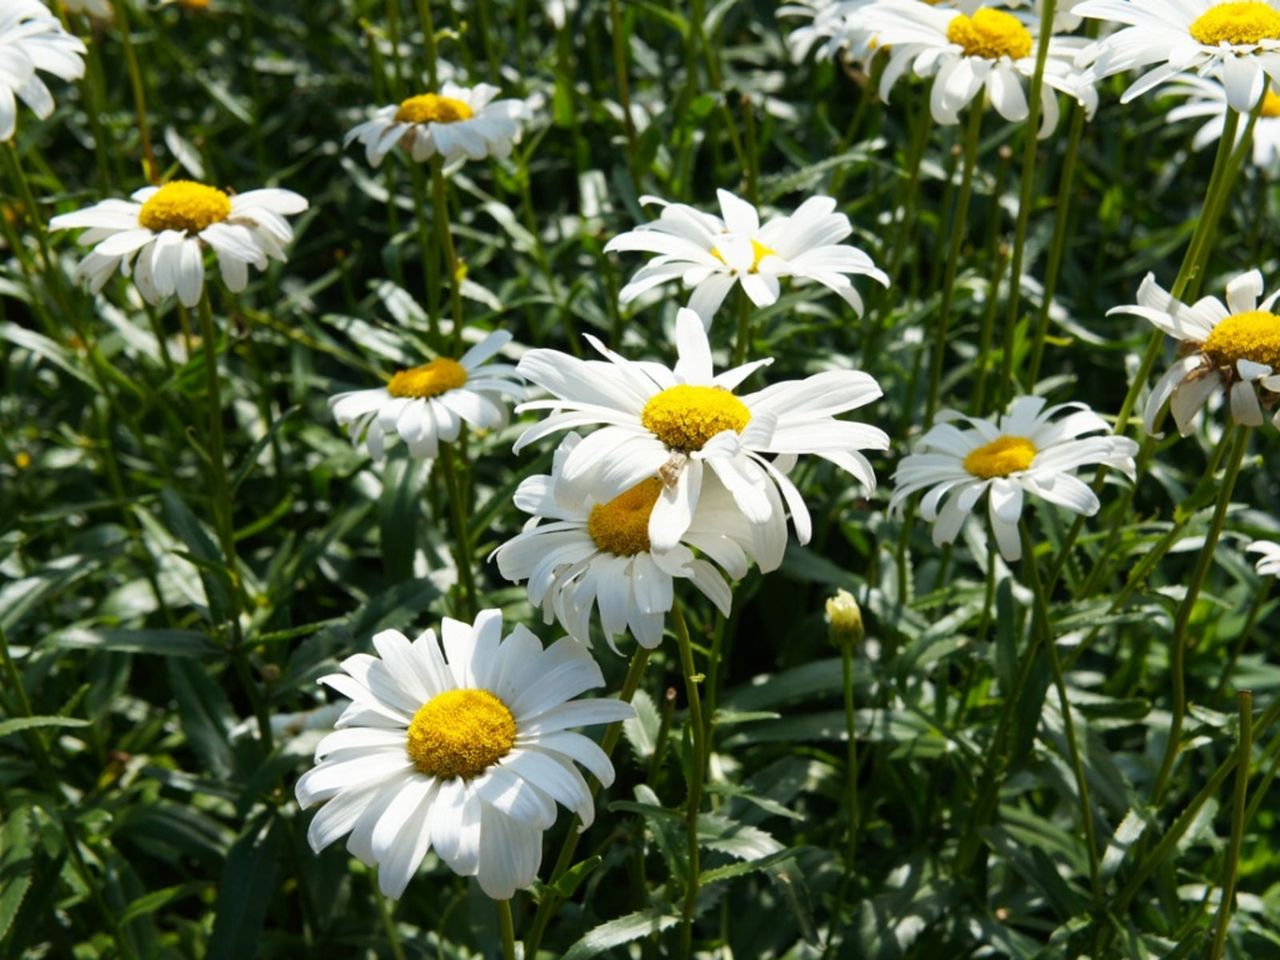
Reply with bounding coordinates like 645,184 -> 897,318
138,181 -> 232,235
587,477 -> 663,556
1202,310 -> 1280,369
1262,89 -> 1280,116
394,93 -> 476,125
963,435 -> 1038,478
1189,2 -> 1280,45
709,238 -> 777,273
640,385 -> 751,452
386,358 -> 469,398
946,9 -> 1034,60
405,688 -> 516,780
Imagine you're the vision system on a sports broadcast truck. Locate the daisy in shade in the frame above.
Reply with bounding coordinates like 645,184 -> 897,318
514,307 -> 887,554
860,1 -> 1097,135
494,434 -> 777,651
1076,0 -> 1280,111
1166,75 -> 1280,171
603,190 -> 888,325
889,396 -> 1138,560
0,1 -> 86,142
1111,270 -> 1280,435
295,609 -> 634,900
49,181 -> 308,307
329,329 -> 524,462
344,81 -> 529,169
1247,539 -> 1280,575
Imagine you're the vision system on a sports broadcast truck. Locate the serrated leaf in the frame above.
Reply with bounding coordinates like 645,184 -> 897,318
0,807 -> 35,942
560,908 -> 680,960
623,688 -> 659,760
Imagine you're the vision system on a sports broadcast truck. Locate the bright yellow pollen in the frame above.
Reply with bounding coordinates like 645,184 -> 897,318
1203,310 -> 1280,369
946,9 -> 1034,60
395,93 -> 476,125
1262,89 -> 1280,116
386,358 -> 469,398
641,385 -> 751,452
709,238 -> 777,273
1189,2 -> 1280,45
405,689 -> 516,780
963,435 -> 1038,478
587,478 -> 663,556
138,181 -> 232,235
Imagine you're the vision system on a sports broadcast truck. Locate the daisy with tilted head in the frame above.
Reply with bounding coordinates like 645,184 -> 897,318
295,609 -> 634,900
889,396 -> 1138,560
0,0 -> 86,141
1166,76 -> 1280,171
514,307 -> 887,554
329,329 -> 524,461
603,190 -> 888,325
1111,270 -> 1280,435
1076,0 -> 1280,111
860,0 -> 1097,135
344,81 -> 529,169
49,181 -> 308,307
494,433 -> 779,651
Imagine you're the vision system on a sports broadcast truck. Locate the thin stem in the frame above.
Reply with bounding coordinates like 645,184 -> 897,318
114,0 -> 158,183
732,287 -> 752,367
1150,427 -> 1250,803
608,0 -> 639,170
372,883 -> 407,960
415,0 -> 440,89
409,164 -> 441,346
430,159 -> 466,351
672,601 -> 705,959
1210,690 -> 1252,960
497,899 -> 517,960
924,105 -> 982,425
1019,524 -> 1101,902
438,443 -> 478,619
841,641 -> 859,866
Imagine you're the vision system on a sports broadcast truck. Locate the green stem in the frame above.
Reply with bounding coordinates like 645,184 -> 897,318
497,899 -> 517,960
924,105 -> 982,425
415,0 -> 440,89
430,159 -> 466,352
732,287 -> 752,367
372,883 -> 407,960
409,164 -> 441,347
114,0 -> 158,183
608,0 -> 639,171
1209,690 -> 1252,960
1150,427 -> 1250,803
438,442 -> 478,619
672,601 -> 705,959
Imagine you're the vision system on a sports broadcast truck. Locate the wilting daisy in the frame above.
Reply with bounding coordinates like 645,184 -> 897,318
604,190 -> 888,324
1076,0 -> 1280,111
0,1 -> 86,142
1167,75 -> 1280,170
515,307 -> 887,553
1247,539 -> 1280,575
49,181 -> 308,307
295,610 -> 634,899
1111,270 -> 1280,435
889,396 -> 1138,560
861,1 -> 1097,135
344,82 -> 529,169
329,329 -> 524,461
494,434 -> 774,650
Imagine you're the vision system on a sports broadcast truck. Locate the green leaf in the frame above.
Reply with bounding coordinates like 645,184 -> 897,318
560,908 -> 681,960
549,855 -> 602,900
0,716 -> 90,739
622,688 -> 659,760
699,847 -> 802,885
161,488 -> 233,622
207,813 -> 284,960
167,659 -> 236,778
120,881 -> 206,925
0,807 -> 35,943
48,627 -> 217,658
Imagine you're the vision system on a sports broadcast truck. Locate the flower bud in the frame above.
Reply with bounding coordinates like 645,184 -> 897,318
825,589 -> 864,648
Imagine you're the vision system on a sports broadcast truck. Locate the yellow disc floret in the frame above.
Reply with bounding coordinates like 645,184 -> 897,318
710,238 -> 777,273
386,358 -> 469,399
395,93 -> 476,125
138,181 -> 232,235
1189,2 -> 1280,45
405,688 -> 516,780
1203,310 -> 1280,369
1262,89 -> 1280,116
587,477 -> 664,556
963,435 -> 1038,478
946,9 -> 1034,60
641,385 -> 751,452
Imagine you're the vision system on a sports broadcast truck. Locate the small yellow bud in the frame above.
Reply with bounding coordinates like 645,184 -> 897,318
14,451 -> 31,470
825,589 -> 864,648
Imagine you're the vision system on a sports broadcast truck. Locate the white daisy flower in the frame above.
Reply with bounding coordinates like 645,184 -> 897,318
1166,75 -> 1280,170
295,609 -> 634,900
49,181 -> 308,308
514,307 -> 887,554
1076,0 -> 1280,112
778,0 -> 879,66
0,1 -> 86,142
603,189 -> 888,325
329,329 -> 524,462
344,82 -> 529,169
889,396 -> 1138,561
1246,539 -> 1280,575
494,434 -> 774,651
1110,270 -> 1280,436
861,1 -> 1097,136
